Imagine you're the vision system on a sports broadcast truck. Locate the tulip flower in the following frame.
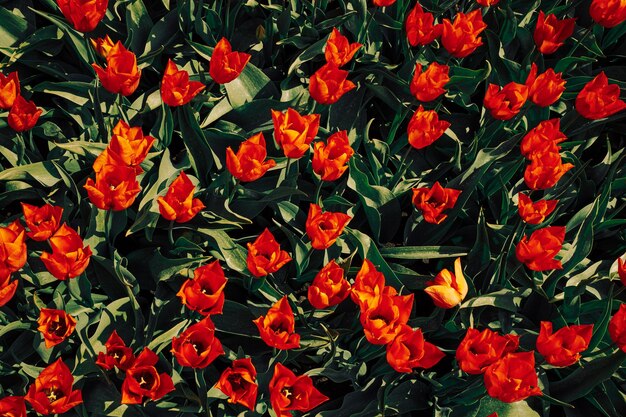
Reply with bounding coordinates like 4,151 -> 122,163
246,228 -> 291,277
534,11 -> 576,55
57,0 -> 108,32
517,193 -> 558,225
24,359 -> 82,415
40,224 -> 92,280
575,72 -> 626,120
309,63 -> 356,105
477,0 -> 499,5
0,272 -> 18,307
312,130 -> 354,181
441,10 -> 487,58
37,308 -> 76,348
609,304 -> 626,353
209,38 -> 251,84
215,358 -> 258,411
456,328 -> 520,374
121,348 -> 175,404
360,289 -> 414,345
90,35 -> 115,58
21,203 -> 63,241
411,182 -> 461,224
93,120 -> 155,174
536,321 -> 593,367
405,2 -> 441,47
525,64 -> 566,107
92,41 -> 141,96
0,71 -> 20,109
325,28 -> 362,67
269,363 -> 328,417
407,105 -> 450,149
520,119 -> 567,159
484,352 -> 542,403
308,260 -> 351,309
0,396 -> 26,417
305,203 -> 351,250
483,82 -> 529,120
590,0 -> 626,28
350,259 -> 387,311
171,317 -> 224,368
157,171 -> 205,223
424,258 -> 468,309
226,133 -> 276,182
618,257 -> 626,286
524,150 -> 573,190
515,226 -> 566,271
253,296 -> 300,350
96,330 -> 136,371
386,325 -> 445,373
160,60 -> 205,107
177,261 -> 227,315
84,163 -> 141,211
271,108 -> 320,159
8,96 -> 42,132
410,62 -> 450,102
0,220 -> 27,274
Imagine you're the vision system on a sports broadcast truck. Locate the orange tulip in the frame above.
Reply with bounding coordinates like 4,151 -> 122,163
590,0 -> 626,28
215,358 -> 258,411
618,257 -> 626,286
305,203 -> 351,250
575,72 -> 626,120
96,330 -> 136,371
90,35 -> 115,58
57,0 -> 108,32
157,171 -> 205,223
411,182 -> 461,224
309,63 -> 356,105
410,62 -> 449,102
483,82 -> 529,120
515,226 -> 566,271
0,271 -> 18,307
520,119 -> 567,159
84,163 -> 141,211
308,260 -> 351,309
534,11 -> 576,55
441,10 -> 487,58
161,60 -> 205,107
21,203 -> 63,241
484,352 -> 542,403
253,296 -> 300,350
517,193 -> 558,225
350,259 -> 387,311
325,28 -> 362,67
360,290 -> 414,345
456,328 -> 519,374
609,304 -> 626,353
312,130 -> 354,181
209,38 -> 251,84
0,220 -> 27,275
93,41 -> 141,96
477,0 -> 499,5
226,133 -> 276,182
525,64 -> 566,107
536,321 -> 593,367
40,224 -> 92,280
24,359 -> 82,415
424,257 -> 468,309
0,396 -> 26,417
271,108 -> 320,159
177,261 -> 227,315
37,308 -> 76,348
121,347 -> 175,404
524,150 -> 573,190
269,363 -> 328,417
171,317 -> 224,368
405,2 -> 441,47
373,0 -> 396,5
8,95 -> 42,132
0,71 -> 20,109
407,105 -> 450,149
246,228 -> 291,277
386,325 -> 445,373
93,120 -> 155,174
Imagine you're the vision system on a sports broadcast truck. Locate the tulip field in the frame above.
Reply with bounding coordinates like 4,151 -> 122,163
1,0 -> 626,416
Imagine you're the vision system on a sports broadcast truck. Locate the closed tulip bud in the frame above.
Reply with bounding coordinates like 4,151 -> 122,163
157,171 -> 205,223
272,108 -> 320,159
325,28 -> 362,67
386,325 -> 445,373
0,71 -> 20,109
0,396 -> 26,417
121,348 -> 175,404
520,119 -> 567,159
57,0 -> 108,32
525,64 -> 566,107
253,296 -> 300,350
96,330 -> 136,371
305,203 -> 351,250
424,258 -> 468,308
405,2 -> 442,47
534,11 -> 576,55
308,260 -> 351,309
25,359 -> 82,415
177,261 -> 227,316
524,150 -> 573,190
609,304 -> 626,353
215,358 -> 258,411
483,352 -> 542,403
40,224 -> 92,280
483,82 -> 528,120
92,41 -> 141,96
312,130 -> 354,181
246,228 -> 291,277
411,182 -> 461,224
160,60 -> 205,107
517,193 -> 558,225
21,203 -> 63,241
269,363 -> 328,417
209,38 -> 251,84
171,318 -> 224,368
456,328 -> 520,374
8,96 -> 42,132
309,63 -> 356,105
590,0 -> 626,28
536,321 -> 593,367
226,133 -> 276,182
84,163 -> 142,211
407,105 -> 450,149
441,10 -> 487,58
515,226 -> 566,271
410,62 -> 450,102
575,72 -> 626,120
37,308 -> 76,348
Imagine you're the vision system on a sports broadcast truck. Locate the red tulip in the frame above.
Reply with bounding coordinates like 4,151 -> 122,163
483,352 -> 542,403
157,171 -> 205,223
0,396 -> 26,417
524,150 -> 573,190
618,257 -> 626,286
575,72 -> 626,120
609,304 -> 626,353
312,130 -> 354,181
246,228 -> 292,277
0,220 -> 27,275
226,133 -> 276,182
121,347 -> 175,404
407,105 -> 450,149
536,321 -> 593,367
534,11 -> 576,55
441,10 -> 487,58
411,182 -> 461,224
269,363 -> 328,417
96,330 -> 136,371
517,193 -> 558,225
272,108 -> 320,159
209,38 -> 251,84
405,2 -> 441,47
84,163 -> 141,211
305,203 -> 351,250
160,60 -> 205,107
360,290 -> 414,345
177,261 -> 227,316
520,119 -> 567,159
0,71 -> 20,109
40,224 -> 92,280
93,120 -> 155,174
8,96 -> 42,132
456,328 -> 519,375
21,203 -> 63,241
410,62 -> 449,102
57,0 -> 108,32
350,259 -> 387,311
525,64 -> 566,107
590,0 -> 626,28
0,271 -> 18,307
515,226 -> 566,271
253,296 -> 300,350
171,317 -> 224,368
483,82 -> 528,120
309,63 -> 356,105
386,325 -> 445,373
24,359 -> 82,415
308,260 -> 351,309
325,28 -> 362,67
92,41 -> 141,96
215,358 -> 258,411
37,308 -> 76,348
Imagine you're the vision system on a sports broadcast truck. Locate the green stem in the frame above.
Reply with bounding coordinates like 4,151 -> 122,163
168,220 -> 175,245
313,179 -> 324,207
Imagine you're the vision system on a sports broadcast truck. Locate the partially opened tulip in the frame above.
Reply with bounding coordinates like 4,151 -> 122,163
536,321 -> 593,367
406,2 -> 441,47
121,348 -> 175,404
57,0 -> 108,32
21,203 -> 63,241
177,261 -> 227,315
253,296 -> 300,350
360,290 -> 414,345
483,351 -> 542,403
171,317 -> 224,368
93,120 -> 155,173
0,396 -> 26,417
515,226 -> 566,271
305,203 -> 351,250
92,41 -> 141,96
441,10 -> 487,58
524,150 -> 573,190
0,272 -> 18,307
424,258 -> 468,309
483,82 -> 528,120
91,35 -> 115,58
271,108 -> 320,159
525,64 -> 566,107
520,119 -> 567,159
618,257 -> 626,286
411,182 -> 461,224
517,193 -> 558,225
0,71 -> 20,109
456,328 -> 519,374
410,62 -> 449,102
386,326 -> 445,373
269,363 -> 328,417
590,0 -> 626,28
309,63 -> 356,105
407,106 -> 450,149
210,38 -> 251,84
575,72 -> 626,120
325,28 -> 362,67
226,133 -> 276,182
37,308 -> 77,348
25,359 -> 82,415
157,171 -> 205,223
84,163 -> 142,211
8,96 -> 42,132
609,304 -> 626,353
312,130 -> 354,181
246,228 -> 291,277
161,60 -> 205,106
534,11 -> 576,55
215,358 -> 258,411
40,224 -> 92,280
0,220 -> 27,274
308,260 -> 351,309
350,259 -> 387,311
96,330 -> 136,371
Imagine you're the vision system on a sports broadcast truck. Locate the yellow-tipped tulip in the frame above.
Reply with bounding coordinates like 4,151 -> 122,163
424,258 -> 468,309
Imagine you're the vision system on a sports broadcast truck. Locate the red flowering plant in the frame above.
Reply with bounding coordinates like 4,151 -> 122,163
0,1 -> 625,416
